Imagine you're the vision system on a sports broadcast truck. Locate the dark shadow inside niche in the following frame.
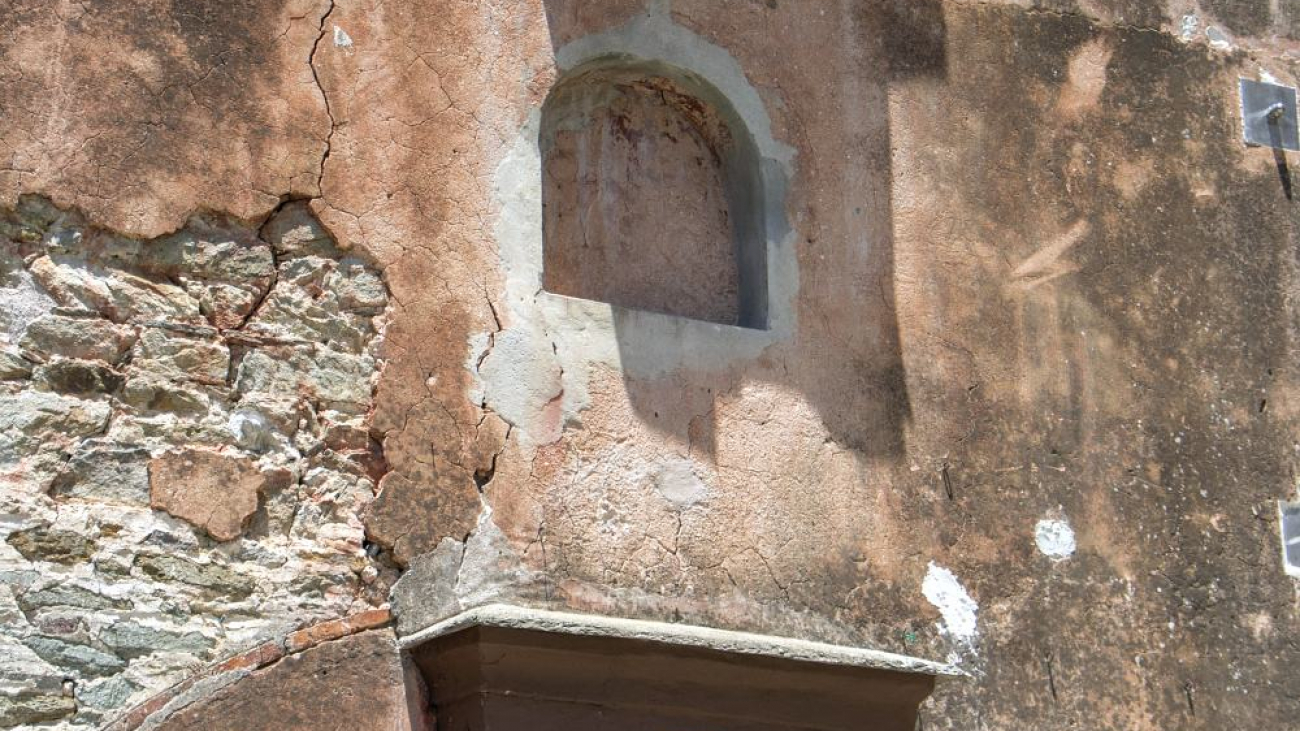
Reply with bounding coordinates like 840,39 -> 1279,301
540,57 -> 769,329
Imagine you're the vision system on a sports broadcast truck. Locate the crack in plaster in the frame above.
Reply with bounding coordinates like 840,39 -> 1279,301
308,0 -> 338,196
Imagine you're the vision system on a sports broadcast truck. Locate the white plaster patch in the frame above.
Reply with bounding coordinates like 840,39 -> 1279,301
227,410 -> 279,453
333,25 -> 353,48
652,459 -> 707,508
1035,516 -> 1077,560
0,267 -> 56,343
477,326 -> 564,446
1206,26 -> 1232,51
921,562 -> 978,648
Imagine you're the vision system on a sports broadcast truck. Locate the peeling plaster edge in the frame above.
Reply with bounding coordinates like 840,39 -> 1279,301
397,602 -> 964,678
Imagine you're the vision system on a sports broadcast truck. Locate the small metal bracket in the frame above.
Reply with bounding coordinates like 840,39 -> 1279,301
1240,78 -> 1299,151
1279,501 -> 1300,578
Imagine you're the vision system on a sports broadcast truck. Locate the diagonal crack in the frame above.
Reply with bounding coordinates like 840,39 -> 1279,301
309,0 -> 338,195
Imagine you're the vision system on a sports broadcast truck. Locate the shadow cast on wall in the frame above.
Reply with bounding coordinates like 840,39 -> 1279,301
537,0 -> 947,462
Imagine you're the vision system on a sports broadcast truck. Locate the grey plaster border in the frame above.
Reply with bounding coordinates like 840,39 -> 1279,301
545,8 -> 799,343
397,603 -> 963,678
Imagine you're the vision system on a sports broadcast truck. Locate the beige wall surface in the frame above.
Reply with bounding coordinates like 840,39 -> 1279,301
2,1 -> 1300,729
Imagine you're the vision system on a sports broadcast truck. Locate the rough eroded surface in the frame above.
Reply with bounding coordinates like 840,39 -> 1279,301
148,629 -> 426,731
0,198 -> 393,729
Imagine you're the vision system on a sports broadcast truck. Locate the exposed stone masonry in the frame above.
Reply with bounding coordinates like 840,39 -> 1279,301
0,196 -> 393,729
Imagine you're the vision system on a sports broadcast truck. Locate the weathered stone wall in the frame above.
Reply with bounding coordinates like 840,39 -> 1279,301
0,198 -> 393,728
3,0 -> 1300,729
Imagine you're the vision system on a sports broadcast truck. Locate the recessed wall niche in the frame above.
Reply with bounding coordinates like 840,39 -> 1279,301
541,58 -> 769,329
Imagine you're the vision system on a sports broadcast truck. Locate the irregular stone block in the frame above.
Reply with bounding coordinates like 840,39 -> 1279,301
78,676 -> 142,711
226,409 -> 287,453
236,346 -> 376,412
131,328 -> 230,384
0,391 -> 111,440
149,450 -> 265,542
6,527 -> 95,564
134,555 -> 255,599
99,622 -> 214,660
196,282 -> 262,330
244,270 -> 374,352
260,201 -> 339,259
322,418 -> 372,453
148,218 -> 275,330
276,256 -> 332,288
28,255 -> 202,324
0,347 -> 33,380
35,612 -> 88,637
22,636 -> 126,677
331,259 -> 388,313
147,217 -> 276,284
105,414 -> 231,449
34,359 -> 124,396
0,635 -> 60,692
391,538 -> 465,636
0,251 -> 57,342
227,392 -> 305,435
0,691 -> 77,727
16,585 -> 131,613
19,313 -> 136,363
50,445 -> 151,506
122,376 -> 209,416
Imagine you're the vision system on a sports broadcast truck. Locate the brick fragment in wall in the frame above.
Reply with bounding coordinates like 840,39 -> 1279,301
149,450 -> 267,542
0,197 -> 396,731
147,629 -> 413,731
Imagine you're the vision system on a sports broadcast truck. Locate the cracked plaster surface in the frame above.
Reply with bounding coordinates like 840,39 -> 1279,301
4,0 -> 1300,729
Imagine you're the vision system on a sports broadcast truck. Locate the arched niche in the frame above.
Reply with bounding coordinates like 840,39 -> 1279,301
540,56 -> 769,329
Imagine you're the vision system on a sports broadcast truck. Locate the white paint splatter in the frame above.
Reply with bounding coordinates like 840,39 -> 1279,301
1035,517 -> 1077,561
922,562 -> 979,647
333,25 -> 353,48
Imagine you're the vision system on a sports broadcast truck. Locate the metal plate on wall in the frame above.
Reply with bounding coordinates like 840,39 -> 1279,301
1280,501 -> 1300,578
1240,78 -> 1299,151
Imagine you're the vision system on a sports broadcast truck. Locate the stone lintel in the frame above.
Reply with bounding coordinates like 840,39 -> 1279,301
403,603 -> 959,731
